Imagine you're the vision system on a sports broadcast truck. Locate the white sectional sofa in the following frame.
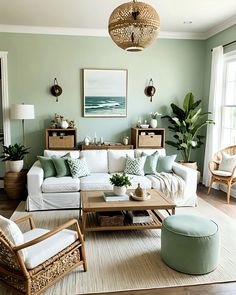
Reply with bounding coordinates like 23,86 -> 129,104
26,149 -> 198,211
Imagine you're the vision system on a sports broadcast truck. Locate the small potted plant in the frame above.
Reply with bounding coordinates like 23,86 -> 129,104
150,112 -> 162,128
0,143 -> 29,172
110,173 -> 131,195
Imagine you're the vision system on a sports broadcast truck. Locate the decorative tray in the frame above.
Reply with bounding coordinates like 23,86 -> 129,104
130,192 -> 151,201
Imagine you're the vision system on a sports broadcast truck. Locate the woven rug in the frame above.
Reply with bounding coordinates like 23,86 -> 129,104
2,198 -> 236,294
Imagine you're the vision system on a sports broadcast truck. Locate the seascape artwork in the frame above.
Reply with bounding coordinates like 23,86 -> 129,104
83,69 -> 127,117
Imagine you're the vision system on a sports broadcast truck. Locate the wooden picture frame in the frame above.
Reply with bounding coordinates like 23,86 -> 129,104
83,69 -> 127,117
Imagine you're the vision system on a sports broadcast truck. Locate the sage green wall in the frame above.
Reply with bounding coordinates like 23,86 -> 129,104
0,33 -> 206,167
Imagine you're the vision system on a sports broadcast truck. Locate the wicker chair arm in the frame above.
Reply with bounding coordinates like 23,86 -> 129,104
232,165 -> 236,178
208,160 -> 219,172
13,219 -> 83,252
14,213 -> 36,229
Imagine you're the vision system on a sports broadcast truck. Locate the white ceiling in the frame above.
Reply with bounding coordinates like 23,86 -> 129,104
0,0 -> 235,39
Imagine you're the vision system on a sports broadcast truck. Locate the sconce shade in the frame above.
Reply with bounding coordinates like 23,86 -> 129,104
108,1 -> 160,51
10,104 -> 35,120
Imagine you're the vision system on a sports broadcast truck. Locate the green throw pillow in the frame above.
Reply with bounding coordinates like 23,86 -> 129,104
124,155 -> 146,176
37,156 -> 56,178
52,153 -> 71,177
67,157 -> 90,178
142,151 -> 159,175
156,154 -> 177,173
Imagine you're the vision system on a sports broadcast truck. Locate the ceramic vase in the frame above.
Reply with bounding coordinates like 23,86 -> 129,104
60,120 -> 69,129
8,160 -> 24,172
113,186 -> 127,196
150,119 -> 158,128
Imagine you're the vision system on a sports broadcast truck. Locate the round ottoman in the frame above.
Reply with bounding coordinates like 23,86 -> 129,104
161,214 -> 220,275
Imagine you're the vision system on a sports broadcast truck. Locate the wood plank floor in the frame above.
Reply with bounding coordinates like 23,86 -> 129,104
0,185 -> 236,295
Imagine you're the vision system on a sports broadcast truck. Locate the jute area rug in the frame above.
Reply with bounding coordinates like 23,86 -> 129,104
3,198 -> 236,295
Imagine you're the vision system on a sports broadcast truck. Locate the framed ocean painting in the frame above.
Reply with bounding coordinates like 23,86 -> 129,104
83,69 -> 127,117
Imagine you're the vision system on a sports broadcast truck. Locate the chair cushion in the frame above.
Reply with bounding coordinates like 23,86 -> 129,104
51,153 -> 71,177
80,150 -> 108,173
67,157 -> 90,178
156,154 -> 177,173
124,156 -> 146,176
108,150 -> 135,173
23,228 -> 78,269
142,151 -> 159,174
212,170 -> 232,177
42,177 -> 80,193
80,173 -> 113,191
37,156 -> 57,178
219,153 -> 236,173
0,215 -> 26,260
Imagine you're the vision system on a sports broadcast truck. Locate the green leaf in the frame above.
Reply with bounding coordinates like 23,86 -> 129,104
183,92 -> 194,112
170,103 -> 185,120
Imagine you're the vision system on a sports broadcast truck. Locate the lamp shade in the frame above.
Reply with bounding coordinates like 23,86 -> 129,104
10,104 -> 35,120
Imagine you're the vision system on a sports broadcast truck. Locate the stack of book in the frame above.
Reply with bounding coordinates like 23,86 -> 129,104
103,192 -> 129,202
127,210 -> 153,223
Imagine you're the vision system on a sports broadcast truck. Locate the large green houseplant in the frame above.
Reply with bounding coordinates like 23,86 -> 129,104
162,92 -> 214,168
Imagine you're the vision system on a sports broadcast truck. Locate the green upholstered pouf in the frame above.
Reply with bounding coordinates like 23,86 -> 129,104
161,214 -> 220,275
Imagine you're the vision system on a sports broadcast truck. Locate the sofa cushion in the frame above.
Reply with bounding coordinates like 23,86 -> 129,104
44,150 -> 80,159
23,228 -> 77,269
80,173 -> 113,191
125,174 -> 152,189
156,155 -> 177,173
124,156 -> 146,176
108,150 -> 135,173
67,157 -> 90,178
80,150 -> 108,173
142,151 -> 159,175
52,154 -> 71,177
38,156 -> 57,178
145,175 -> 161,190
42,177 -> 80,193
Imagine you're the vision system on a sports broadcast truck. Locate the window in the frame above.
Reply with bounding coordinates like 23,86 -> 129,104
221,52 -> 236,148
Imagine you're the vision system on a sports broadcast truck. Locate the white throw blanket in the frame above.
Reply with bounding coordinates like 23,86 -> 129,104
153,172 -> 185,203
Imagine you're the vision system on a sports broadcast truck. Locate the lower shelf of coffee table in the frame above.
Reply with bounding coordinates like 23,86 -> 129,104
83,210 -> 164,232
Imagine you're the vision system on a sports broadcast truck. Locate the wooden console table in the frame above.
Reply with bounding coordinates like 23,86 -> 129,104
80,144 -> 133,150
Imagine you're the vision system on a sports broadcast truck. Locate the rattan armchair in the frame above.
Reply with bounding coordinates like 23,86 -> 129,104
0,214 -> 87,295
207,145 -> 236,204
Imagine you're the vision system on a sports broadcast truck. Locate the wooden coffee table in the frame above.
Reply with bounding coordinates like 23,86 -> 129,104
81,189 -> 176,236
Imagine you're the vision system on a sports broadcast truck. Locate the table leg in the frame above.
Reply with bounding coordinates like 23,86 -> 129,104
82,211 -> 87,238
172,207 -> 176,215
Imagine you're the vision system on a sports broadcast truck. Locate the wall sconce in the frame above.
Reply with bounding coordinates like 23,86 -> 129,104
144,79 -> 156,102
50,78 -> 62,102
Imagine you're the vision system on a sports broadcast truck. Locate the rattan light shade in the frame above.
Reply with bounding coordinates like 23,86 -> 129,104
108,1 -> 160,52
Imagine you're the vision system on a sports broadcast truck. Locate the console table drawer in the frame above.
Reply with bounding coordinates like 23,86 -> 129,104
49,135 -> 74,149
138,135 -> 162,147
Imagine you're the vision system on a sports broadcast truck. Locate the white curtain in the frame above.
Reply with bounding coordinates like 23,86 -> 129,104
203,46 -> 223,187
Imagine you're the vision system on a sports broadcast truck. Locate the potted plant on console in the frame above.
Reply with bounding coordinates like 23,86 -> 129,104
162,92 -> 214,170
110,173 -> 131,195
0,143 -> 29,172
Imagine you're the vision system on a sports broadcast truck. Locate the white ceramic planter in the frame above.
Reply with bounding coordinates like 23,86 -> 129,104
8,160 -> 24,172
113,186 -> 127,196
150,119 -> 158,128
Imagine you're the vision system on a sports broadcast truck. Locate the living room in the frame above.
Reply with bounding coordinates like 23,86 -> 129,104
0,0 -> 236,294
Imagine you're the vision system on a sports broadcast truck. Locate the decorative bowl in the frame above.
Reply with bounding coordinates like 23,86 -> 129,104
130,192 -> 151,201
140,124 -> 149,128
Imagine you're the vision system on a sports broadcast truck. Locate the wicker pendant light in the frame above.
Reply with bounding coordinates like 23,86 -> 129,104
108,0 -> 160,52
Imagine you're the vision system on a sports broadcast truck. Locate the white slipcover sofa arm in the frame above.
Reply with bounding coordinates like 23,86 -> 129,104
27,161 -> 44,196
172,162 -> 198,205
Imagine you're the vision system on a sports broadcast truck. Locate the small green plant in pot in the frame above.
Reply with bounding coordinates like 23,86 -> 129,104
0,143 -> 29,172
162,92 -> 214,169
110,173 -> 131,195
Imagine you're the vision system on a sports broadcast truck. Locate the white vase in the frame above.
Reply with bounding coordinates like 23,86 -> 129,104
113,186 -> 127,196
60,120 -> 69,129
150,118 -> 158,128
8,160 -> 24,172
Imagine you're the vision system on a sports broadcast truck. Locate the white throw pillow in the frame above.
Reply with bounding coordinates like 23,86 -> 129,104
0,215 -> 26,260
219,153 -> 236,173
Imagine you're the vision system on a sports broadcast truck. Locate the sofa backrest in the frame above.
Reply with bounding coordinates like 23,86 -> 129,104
135,148 -> 166,157
80,150 -> 108,173
108,150 -> 135,173
44,150 -> 80,158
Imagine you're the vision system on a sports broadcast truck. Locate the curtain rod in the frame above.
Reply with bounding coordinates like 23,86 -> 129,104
211,40 -> 236,51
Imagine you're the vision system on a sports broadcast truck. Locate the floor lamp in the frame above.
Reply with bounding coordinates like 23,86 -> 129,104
10,104 -> 35,147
